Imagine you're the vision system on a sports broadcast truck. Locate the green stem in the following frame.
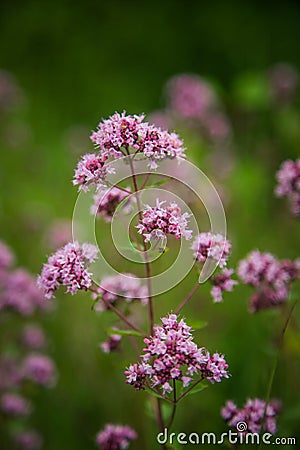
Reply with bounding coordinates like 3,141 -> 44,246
175,283 -> 200,314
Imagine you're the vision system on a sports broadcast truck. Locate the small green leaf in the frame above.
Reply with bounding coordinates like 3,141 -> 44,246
185,381 -> 208,397
144,387 -> 166,400
106,328 -> 143,337
150,177 -> 173,187
189,320 -> 208,331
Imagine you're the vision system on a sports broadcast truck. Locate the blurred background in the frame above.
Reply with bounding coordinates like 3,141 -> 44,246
0,0 -> 300,448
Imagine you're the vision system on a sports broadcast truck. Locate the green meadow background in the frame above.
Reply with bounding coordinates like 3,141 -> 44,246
0,1 -> 300,448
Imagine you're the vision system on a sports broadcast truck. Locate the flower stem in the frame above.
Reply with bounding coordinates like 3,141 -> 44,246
167,380 -> 177,430
177,376 -> 204,402
126,150 -> 154,335
260,299 -> 298,444
175,283 -> 200,314
89,286 -> 146,336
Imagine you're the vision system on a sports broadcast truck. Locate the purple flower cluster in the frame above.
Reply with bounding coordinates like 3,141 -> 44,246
22,354 -> 57,387
165,74 -> 232,142
96,424 -> 137,450
166,74 -> 217,121
221,398 -> 281,435
90,111 -> 185,170
91,187 -> 132,222
14,430 -> 43,450
210,268 -> 238,303
268,63 -> 299,105
137,199 -> 192,243
0,240 -> 57,449
100,330 -> 122,354
0,241 -> 47,316
94,273 -> 148,311
125,314 -> 229,395
238,250 -> 300,312
21,324 -> 46,350
0,392 -> 32,417
275,159 -> 300,216
73,153 -> 111,192
192,232 -> 231,268
38,241 -> 98,299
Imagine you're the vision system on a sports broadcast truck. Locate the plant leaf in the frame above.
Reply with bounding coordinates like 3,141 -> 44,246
106,328 -> 143,337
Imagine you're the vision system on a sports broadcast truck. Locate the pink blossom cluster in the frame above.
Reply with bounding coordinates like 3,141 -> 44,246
100,330 -> 122,354
275,159 -> 300,216
137,199 -> 192,243
38,241 -> 98,299
0,240 -> 57,449
210,268 -> 238,303
238,250 -> 300,312
13,430 -> 43,450
73,153 -> 110,191
0,392 -> 32,417
91,187 -> 132,222
0,241 -> 47,316
268,63 -> 299,105
221,398 -> 281,435
90,111 -> 185,170
96,424 -> 137,450
94,273 -> 148,311
191,233 -> 237,302
21,324 -> 46,350
125,314 -> 229,395
165,74 -> 232,142
22,354 -> 57,387
192,232 -> 231,268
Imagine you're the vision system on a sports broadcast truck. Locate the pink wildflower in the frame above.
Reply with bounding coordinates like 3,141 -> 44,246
73,153 -> 109,191
192,232 -> 231,268
275,159 -> 300,216
221,398 -> 281,435
238,250 -> 300,312
90,111 -> 185,170
37,241 -> 98,299
94,273 -> 148,310
91,187 -> 132,222
22,354 -> 56,387
0,392 -> 32,417
14,430 -> 43,450
210,268 -> 238,303
125,314 -> 229,395
137,199 -> 192,242
96,424 -> 137,450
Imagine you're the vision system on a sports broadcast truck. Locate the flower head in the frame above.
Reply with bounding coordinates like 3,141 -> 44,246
221,398 -> 281,435
94,273 -> 148,311
96,424 -> 137,450
13,430 -> 43,450
166,74 -> 217,121
0,240 -> 14,272
22,353 -> 57,387
275,159 -> 300,216
21,324 -> 46,350
137,199 -> 192,243
210,268 -> 238,303
73,153 -> 110,191
37,241 -> 98,299
125,314 -> 229,395
0,392 -> 32,417
100,330 -> 122,354
238,250 -> 300,312
91,187 -> 132,222
0,269 -> 47,315
90,111 -> 185,170
192,232 -> 231,268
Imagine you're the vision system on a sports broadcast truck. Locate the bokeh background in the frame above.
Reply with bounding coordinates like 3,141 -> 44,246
1,0 -> 300,448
